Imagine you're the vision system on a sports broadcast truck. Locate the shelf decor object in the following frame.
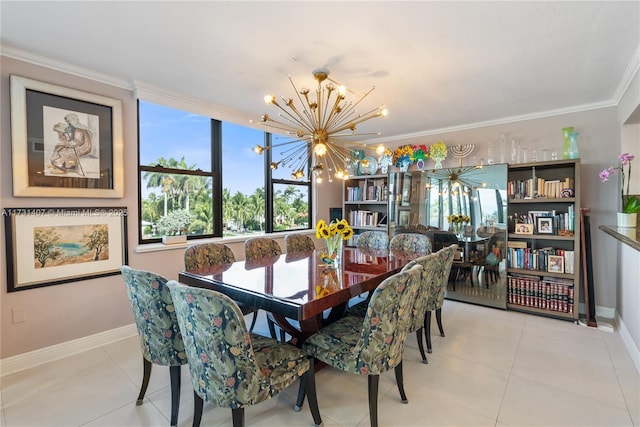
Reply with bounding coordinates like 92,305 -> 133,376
430,141 -> 448,169
316,219 -> 353,268
561,127 -> 574,160
254,67 -> 388,183
393,145 -> 414,172
411,144 -> 429,170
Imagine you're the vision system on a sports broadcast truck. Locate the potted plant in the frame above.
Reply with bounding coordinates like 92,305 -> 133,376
599,153 -> 639,227
156,209 -> 193,244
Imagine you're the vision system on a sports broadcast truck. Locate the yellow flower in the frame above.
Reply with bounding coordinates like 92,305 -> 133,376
430,141 -> 448,160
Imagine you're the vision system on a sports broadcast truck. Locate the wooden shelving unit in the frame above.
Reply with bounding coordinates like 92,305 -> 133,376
342,174 -> 389,245
506,159 -> 581,321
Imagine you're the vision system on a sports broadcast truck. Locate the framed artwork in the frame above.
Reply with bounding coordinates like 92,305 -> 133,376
547,255 -> 564,273
10,75 -> 124,198
401,173 -> 412,206
536,217 -> 554,234
4,207 -> 128,292
398,210 -> 410,226
514,223 -> 534,234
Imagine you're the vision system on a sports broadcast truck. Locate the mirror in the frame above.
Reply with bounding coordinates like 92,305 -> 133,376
389,163 -> 508,309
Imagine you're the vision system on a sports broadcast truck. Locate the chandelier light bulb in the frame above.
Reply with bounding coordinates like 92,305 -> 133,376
375,144 -> 386,156
264,94 -> 275,104
313,142 -> 328,156
253,145 -> 264,154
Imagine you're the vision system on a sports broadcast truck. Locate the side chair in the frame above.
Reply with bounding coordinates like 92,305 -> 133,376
244,237 -> 282,261
184,243 -> 259,332
389,232 -> 431,254
167,281 -> 322,427
120,266 -> 187,427
302,264 -> 423,427
424,244 -> 457,353
356,230 -> 389,250
285,233 -> 316,253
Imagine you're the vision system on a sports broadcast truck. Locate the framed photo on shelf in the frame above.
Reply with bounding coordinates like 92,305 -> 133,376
4,207 -> 128,292
547,255 -> 564,273
10,75 -> 124,198
536,217 -> 554,234
398,210 -> 410,226
514,223 -> 534,235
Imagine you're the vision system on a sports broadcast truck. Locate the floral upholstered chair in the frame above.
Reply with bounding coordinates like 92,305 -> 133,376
389,232 -> 431,254
184,243 -> 258,332
244,237 -> 282,261
302,264 -> 423,427
285,234 -> 316,253
167,282 -> 322,427
120,266 -> 187,426
401,252 -> 439,363
424,244 -> 457,353
184,242 -> 235,270
356,230 -> 389,250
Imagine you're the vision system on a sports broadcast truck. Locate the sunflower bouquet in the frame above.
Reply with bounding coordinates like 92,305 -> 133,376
392,145 -> 414,167
316,219 -> 354,265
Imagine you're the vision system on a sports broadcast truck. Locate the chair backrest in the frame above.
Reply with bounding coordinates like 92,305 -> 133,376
184,243 -> 235,270
426,244 -> 457,311
356,230 -> 389,250
285,234 -> 316,253
120,266 -> 187,366
167,281 -> 262,408
389,233 -> 431,254
402,253 -> 439,332
425,230 -> 458,252
353,263 -> 423,374
244,237 -> 282,261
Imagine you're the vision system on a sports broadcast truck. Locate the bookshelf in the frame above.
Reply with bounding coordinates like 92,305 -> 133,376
506,159 -> 581,321
343,174 -> 389,245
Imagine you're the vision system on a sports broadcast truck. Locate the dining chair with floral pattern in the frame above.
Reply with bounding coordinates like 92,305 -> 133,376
424,244 -> 457,353
389,232 -> 431,254
184,243 -> 259,333
167,281 -> 322,427
244,237 -> 283,261
356,230 -> 389,250
285,233 -> 316,253
121,266 -> 187,426
302,264 -> 423,427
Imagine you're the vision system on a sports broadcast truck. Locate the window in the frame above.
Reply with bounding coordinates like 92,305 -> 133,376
138,100 -> 311,243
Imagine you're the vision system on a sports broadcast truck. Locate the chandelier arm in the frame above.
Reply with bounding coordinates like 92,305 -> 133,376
273,100 -> 316,134
328,107 -> 383,134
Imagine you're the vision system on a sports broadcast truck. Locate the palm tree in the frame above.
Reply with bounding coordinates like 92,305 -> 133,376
249,188 -> 265,231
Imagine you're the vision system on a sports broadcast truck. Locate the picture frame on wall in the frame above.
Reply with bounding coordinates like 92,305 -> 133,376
401,173 -> 412,206
4,207 -> 128,292
398,210 -> 410,226
10,75 -> 124,198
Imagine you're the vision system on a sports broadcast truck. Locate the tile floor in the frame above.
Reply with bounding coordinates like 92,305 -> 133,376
1,300 -> 638,426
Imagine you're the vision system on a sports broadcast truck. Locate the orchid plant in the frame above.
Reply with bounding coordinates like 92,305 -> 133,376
599,153 -> 640,214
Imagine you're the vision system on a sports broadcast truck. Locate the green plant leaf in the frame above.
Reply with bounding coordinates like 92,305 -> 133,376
623,196 -> 640,214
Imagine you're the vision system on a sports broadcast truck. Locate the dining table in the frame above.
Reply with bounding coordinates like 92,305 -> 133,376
178,246 -> 420,345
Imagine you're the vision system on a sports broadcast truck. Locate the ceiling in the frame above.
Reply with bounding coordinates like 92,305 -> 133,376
2,1 -> 639,144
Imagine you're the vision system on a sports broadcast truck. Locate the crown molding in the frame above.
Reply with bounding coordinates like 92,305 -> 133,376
1,45 -> 132,90
613,44 -> 640,105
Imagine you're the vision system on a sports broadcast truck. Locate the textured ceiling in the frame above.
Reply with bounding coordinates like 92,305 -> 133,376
1,1 -> 639,143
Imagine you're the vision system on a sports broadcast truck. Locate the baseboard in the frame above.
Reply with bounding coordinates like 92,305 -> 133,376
596,305 -> 616,320
0,324 -> 137,377
617,313 -> 640,375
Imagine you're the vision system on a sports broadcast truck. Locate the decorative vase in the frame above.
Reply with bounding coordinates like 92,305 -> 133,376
433,158 -> 443,169
416,159 -> 425,170
399,160 -> 410,172
567,131 -> 579,159
617,212 -> 637,228
561,127 -> 574,160
323,235 -> 343,268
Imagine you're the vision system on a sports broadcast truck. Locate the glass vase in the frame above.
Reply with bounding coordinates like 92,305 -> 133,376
323,235 -> 343,268
567,131 -> 579,159
562,127 -> 574,160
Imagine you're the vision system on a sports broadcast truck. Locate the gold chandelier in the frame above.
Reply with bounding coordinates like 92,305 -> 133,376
253,68 -> 387,182
427,165 -> 487,196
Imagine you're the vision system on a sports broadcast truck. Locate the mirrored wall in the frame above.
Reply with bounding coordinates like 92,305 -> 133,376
389,163 -> 508,309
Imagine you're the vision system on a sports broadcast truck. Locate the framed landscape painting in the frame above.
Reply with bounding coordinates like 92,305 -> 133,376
4,207 -> 128,292
10,75 -> 124,198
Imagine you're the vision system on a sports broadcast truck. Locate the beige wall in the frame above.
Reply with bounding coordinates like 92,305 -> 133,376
0,54 -> 632,360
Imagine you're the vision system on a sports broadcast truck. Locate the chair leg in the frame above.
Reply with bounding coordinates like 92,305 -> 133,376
436,308 -> 445,337
394,361 -> 409,403
248,310 -> 258,332
368,375 -> 380,427
299,358 -> 322,426
193,391 -> 203,427
136,358 -> 152,405
424,311 -> 433,353
231,407 -> 245,427
169,365 -> 181,426
415,328 -> 428,364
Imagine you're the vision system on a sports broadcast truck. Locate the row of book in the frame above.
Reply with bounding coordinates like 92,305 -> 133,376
522,207 -> 575,233
506,245 -> 574,273
508,177 -> 574,199
345,180 -> 388,202
508,275 -> 574,314
347,210 -> 387,228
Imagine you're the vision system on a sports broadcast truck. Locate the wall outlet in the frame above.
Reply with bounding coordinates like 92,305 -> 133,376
12,308 -> 26,323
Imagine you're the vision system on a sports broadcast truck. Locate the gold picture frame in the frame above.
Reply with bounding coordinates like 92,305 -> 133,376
10,75 -> 124,198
